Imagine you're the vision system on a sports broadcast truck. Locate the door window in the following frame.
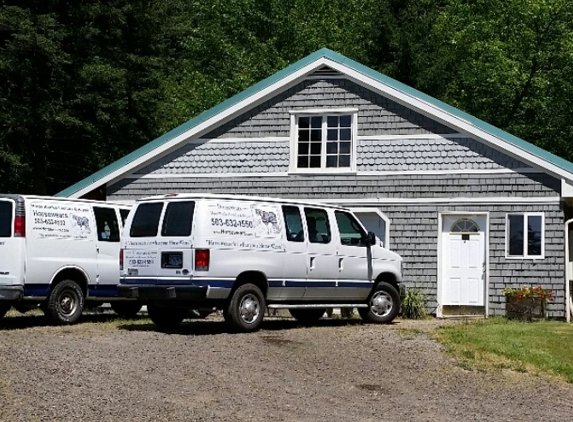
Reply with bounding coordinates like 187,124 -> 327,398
161,201 -> 195,237
282,205 -> 304,242
0,201 -> 12,237
303,208 -> 331,244
93,207 -> 120,242
335,211 -> 367,246
130,202 -> 163,237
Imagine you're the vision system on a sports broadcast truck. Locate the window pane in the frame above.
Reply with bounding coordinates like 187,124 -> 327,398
310,129 -> 321,141
327,142 -> 338,154
326,156 -> 337,167
340,142 -> 351,154
299,142 -> 309,155
327,116 -> 338,127
162,201 -> 194,237
299,117 -> 309,128
340,128 -> 351,141
508,215 -> 524,256
527,215 -> 542,256
94,207 -> 120,242
335,211 -> 366,246
282,205 -> 304,242
309,156 -> 321,168
304,208 -> 331,244
327,129 -> 338,141
130,202 -> 163,237
311,116 -> 322,128
0,201 -> 12,237
340,115 -> 351,127
297,156 -> 308,168
339,155 -> 350,167
310,142 -> 321,155
298,131 -> 309,142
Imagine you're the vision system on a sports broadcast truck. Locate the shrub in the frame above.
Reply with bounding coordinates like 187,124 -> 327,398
401,288 -> 427,319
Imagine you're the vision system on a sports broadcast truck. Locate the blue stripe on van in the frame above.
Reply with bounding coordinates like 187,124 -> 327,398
88,285 -> 118,297
120,278 -> 373,289
23,284 -> 50,296
338,281 -> 373,289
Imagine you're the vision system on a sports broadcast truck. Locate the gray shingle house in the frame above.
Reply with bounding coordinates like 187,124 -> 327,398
58,49 -> 573,320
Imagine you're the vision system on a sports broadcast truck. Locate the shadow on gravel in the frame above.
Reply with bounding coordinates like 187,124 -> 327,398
118,317 -> 371,336
0,312 -> 144,331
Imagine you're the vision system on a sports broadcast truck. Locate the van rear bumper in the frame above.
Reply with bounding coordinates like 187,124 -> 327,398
0,286 -> 24,301
118,284 -> 208,301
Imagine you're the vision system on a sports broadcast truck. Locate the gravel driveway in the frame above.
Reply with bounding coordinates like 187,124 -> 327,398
1,312 -> 572,422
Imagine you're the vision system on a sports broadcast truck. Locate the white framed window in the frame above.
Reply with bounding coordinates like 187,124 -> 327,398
506,213 -> 544,259
289,108 -> 358,173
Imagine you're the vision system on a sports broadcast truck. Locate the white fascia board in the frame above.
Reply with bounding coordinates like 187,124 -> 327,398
322,58 -> 573,185
562,179 -> 573,198
87,58 -> 333,196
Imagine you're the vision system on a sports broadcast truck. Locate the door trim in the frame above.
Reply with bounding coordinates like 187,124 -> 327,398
437,212 -> 489,318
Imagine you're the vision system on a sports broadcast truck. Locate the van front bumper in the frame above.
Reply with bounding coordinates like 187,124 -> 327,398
118,284 -> 208,301
0,286 -> 23,301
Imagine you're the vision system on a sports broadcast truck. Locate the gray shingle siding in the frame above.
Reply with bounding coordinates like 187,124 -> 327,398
204,79 -> 455,139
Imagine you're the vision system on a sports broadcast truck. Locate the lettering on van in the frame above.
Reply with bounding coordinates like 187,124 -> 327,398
30,202 -> 92,240
126,250 -> 158,268
206,239 -> 285,251
125,239 -> 192,247
207,202 -> 282,239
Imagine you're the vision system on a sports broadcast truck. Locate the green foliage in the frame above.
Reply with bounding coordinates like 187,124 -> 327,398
401,288 -> 427,319
433,318 -> 573,383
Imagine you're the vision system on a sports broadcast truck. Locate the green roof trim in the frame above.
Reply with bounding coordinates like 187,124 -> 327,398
57,48 -> 573,197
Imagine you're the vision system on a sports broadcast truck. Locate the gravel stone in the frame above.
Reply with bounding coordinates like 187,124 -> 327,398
1,314 -> 572,421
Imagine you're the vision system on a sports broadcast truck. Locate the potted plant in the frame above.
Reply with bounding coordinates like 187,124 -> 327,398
502,286 -> 554,321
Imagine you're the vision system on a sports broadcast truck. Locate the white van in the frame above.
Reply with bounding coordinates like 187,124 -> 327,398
0,195 -> 141,324
118,193 -> 404,332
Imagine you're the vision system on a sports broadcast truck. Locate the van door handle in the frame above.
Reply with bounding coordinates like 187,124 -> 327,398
309,257 -> 315,270
338,258 -> 343,271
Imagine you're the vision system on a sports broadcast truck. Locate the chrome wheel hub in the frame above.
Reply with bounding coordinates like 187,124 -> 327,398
239,294 -> 260,324
370,291 -> 393,317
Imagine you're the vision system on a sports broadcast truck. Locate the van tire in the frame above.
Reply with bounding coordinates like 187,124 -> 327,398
110,302 -> 143,318
45,280 -> 85,325
225,283 -> 265,333
359,282 -> 400,324
289,308 -> 326,324
0,304 -> 10,319
147,304 -> 186,327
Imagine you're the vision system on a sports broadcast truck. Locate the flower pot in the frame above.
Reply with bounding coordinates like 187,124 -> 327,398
505,296 -> 546,321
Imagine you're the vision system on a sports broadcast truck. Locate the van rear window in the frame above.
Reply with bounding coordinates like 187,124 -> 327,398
0,201 -> 13,237
130,203 -> 163,237
161,201 -> 194,237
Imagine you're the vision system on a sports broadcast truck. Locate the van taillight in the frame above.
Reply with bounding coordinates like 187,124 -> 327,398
195,249 -> 210,271
119,249 -> 124,271
14,215 -> 25,237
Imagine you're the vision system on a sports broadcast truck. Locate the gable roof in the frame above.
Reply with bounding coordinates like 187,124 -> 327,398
57,48 -> 573,198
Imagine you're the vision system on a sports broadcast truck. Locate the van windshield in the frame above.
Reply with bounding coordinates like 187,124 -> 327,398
130,202 -> 163,237
0,200 -> 13,237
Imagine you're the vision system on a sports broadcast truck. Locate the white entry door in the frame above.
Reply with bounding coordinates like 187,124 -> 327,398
441,215 -> 486,306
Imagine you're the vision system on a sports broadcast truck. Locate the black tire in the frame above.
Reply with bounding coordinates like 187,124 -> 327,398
289,308 -> 326,325
45,280 -> 85,325
110,301 -> 143,318
147,304 -> 186,327
359,282 -> 400,324
225,283 -> 265,333
0,303 -> 10,320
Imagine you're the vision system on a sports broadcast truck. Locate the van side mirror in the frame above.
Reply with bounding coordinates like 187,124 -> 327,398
363,231 -> 376,247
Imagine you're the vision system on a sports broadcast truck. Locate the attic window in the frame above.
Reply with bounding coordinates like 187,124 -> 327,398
290,109 -> 357,172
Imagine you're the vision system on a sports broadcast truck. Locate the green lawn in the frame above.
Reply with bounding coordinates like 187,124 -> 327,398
432,317 -> 573,383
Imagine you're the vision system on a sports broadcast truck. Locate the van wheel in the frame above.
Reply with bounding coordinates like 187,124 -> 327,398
289,308 -> 326,325
359,282 -> 400,324
46,280 -> 85,325
225,283 -> 265,333
0,304 -> 10,319
147,304 -> 186,327
110,302 -> 143,318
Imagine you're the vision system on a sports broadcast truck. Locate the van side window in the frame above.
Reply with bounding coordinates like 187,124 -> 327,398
93,207 -> 120,242
130,203 -> 163,237
282,205 -> 304,242
119,208 -> 130,226
304,208 -> 331,244
0,201 -> 12,237
335,211 -> 367,246
161,201 -> 195,237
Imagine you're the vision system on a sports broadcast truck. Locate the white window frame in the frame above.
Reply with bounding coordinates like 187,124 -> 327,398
289,108 -> 358,173
505,212 -> 545,259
